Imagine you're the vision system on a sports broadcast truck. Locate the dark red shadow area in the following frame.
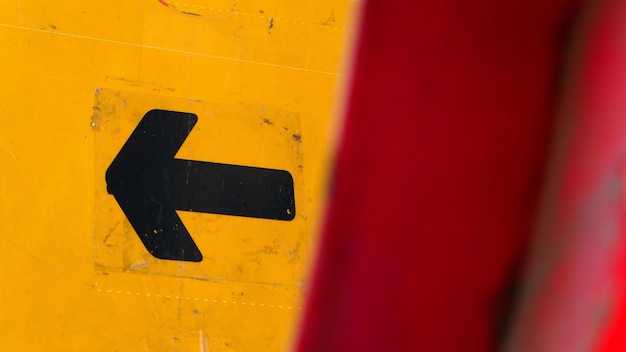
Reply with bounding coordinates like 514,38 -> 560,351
297,0 -> 581,350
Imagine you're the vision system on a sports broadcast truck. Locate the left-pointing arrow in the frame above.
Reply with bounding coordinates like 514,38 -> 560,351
105,109 -> 296,262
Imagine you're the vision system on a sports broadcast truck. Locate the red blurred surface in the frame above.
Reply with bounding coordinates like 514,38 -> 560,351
505,0 -> 626,350
296,0 -> 583,351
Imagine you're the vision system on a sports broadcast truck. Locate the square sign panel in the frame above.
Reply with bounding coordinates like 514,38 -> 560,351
0,0 -> 357,349
94,88 -> 305,285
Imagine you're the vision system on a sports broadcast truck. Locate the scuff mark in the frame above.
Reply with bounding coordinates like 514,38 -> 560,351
1,142 -> 17,160
199,330 -> 207,352
130,258 -> 150,270
261,245 -> 278,255
157,0 -> 199,16
292,133 -> 302,142
8,39 -> 19,52
91,106 -> 101,130
286,243 -> 301,264
0,234 -> 61,272
233,24 -> 244,38
320,11 -> 336,26
177,279 -> 184,320
17,0 -> 23,24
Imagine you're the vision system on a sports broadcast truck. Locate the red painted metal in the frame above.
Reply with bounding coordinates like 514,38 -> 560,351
296,0 -> 584,351
508,1 -> 626,350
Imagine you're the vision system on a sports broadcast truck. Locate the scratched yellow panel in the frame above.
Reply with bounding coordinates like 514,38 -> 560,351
0,0 -> 358,350
93,88 -> 305,284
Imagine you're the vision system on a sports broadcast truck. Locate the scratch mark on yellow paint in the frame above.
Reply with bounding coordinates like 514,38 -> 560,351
164,1 -> 348,31
96,264 -> 305,287
8,39 -> 19,52
219,45 -> 243,95
94,287 -> 302,309
0,234 -> 61,272
17,0 -> 23,24
0,143 -> 17,160
0,23 -> 342,76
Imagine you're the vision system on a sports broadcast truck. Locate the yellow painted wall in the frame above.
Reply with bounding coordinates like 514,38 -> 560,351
0,1 -> 357,350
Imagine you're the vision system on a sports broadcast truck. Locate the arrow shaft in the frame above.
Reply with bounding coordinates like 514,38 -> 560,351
173,159 -> 296,220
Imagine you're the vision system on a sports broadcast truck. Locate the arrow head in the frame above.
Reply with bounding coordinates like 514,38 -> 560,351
106,109 -> 203,262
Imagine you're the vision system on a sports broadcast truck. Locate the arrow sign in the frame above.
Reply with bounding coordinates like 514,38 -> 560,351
105,109 -> 296,262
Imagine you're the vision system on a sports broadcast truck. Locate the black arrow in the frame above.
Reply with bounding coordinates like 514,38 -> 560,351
105,109 -> 296,262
